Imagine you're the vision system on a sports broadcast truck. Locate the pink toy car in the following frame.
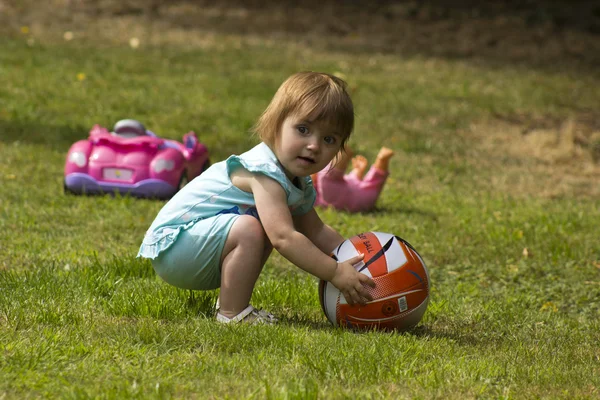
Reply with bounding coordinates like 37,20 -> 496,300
64,119 -> 210,199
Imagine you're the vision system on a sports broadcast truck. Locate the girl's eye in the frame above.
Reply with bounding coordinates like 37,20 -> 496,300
297,126 -> 309,135
324,136 -> 337,145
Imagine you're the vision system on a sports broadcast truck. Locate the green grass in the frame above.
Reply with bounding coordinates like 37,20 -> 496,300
1,22 -> 600,399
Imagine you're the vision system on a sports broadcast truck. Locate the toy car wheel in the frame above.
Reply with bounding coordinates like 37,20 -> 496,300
64,179 -> 76,195
178,171 -> 188,191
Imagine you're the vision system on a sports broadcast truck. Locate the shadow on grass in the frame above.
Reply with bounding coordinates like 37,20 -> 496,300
284,319 -> 494,346
282,317 -> 444,338
145,1 -> 600,74
185,289 -> 219,317
0,119 -> 88,151
366,205 -> 439,221
158,300 -> 491,344
281,316 -> 338,332
410,324 -> 495,347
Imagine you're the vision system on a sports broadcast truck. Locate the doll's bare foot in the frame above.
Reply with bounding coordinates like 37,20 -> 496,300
351,155 -> 368,180
373,147 -> 395,171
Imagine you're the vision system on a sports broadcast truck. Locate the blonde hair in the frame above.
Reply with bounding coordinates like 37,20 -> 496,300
253,72 -> 354,149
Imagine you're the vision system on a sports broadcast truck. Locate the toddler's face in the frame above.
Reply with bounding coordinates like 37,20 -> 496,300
274,115 -> 343,180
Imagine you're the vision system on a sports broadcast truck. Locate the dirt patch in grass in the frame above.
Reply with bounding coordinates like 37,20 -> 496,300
466,114 -> 600,199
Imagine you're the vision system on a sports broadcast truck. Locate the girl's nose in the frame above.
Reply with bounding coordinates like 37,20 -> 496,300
306,138 -> 320,152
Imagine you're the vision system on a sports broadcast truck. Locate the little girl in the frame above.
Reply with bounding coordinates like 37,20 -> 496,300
138,72 -> 376,324
312,146 -> 394,213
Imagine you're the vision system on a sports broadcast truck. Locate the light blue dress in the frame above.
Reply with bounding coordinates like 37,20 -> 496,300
137,142 -> 316,290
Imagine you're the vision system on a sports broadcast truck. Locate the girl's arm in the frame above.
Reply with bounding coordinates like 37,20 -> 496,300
249,173 -> 375,305
293,208 -> 344,255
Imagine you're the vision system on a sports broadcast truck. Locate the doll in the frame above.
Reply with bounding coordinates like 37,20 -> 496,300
312,147 -> 394,213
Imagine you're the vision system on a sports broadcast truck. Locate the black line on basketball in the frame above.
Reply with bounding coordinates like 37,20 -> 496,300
396,235 -> 425,261
335,241 -> 345,255
395,235 -> 415,251
358,237 -> 394,273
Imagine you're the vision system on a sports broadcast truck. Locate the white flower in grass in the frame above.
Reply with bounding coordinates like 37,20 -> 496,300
129,37 -> 140,49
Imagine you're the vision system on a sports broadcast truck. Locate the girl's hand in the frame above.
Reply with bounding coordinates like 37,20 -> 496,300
331,254 -> 376,306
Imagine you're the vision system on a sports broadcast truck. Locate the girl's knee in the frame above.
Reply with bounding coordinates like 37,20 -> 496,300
221,215 -> 269,265
237,216 -> 272,256
231,215 -> 267,245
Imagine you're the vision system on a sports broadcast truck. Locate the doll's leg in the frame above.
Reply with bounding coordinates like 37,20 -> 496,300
218,215 -> 273,319
332,147 -> 353,173
350,155 -> 369,180
360,166 -> 389,190
317,147 -> 353,194
350,148 -> 394,211
373,147 -> 394,171
313,147 -> 352,193
360,147 -> 394,190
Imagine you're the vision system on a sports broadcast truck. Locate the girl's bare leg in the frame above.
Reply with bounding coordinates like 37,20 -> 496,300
351,155 -> 368,180
373,147 -> 395,171
218,215 -> 273,318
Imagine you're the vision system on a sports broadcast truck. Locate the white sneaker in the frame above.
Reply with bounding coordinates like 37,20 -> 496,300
216,305 -> 278,325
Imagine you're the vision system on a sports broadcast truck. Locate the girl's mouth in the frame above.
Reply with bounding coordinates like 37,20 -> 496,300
297,156 -> 316,164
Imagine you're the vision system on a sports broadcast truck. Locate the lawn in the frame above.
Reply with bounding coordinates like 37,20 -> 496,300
1,2 -> 599,399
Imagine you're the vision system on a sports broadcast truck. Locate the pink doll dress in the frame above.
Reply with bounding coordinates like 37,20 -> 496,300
313,165 -> 389,212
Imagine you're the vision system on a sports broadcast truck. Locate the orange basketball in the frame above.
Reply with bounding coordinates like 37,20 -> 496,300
319,232 -> 430,331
